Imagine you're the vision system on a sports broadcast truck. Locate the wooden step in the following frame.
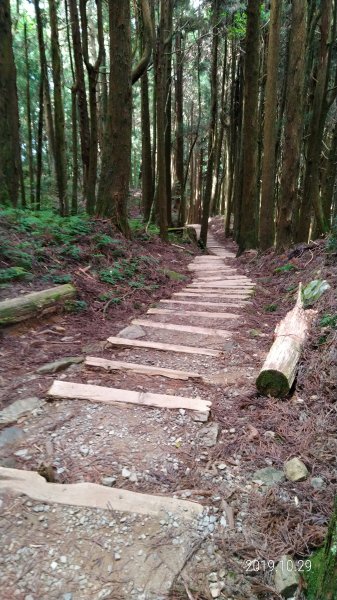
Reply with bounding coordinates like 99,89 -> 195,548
147,308 -> 239,319
188,281 -> 253,288
107,336 -> 222,356
132,319 -> 232,338
0,467 -> 203,519
173,292 -> 250,299
85,356 -> 203,380
159,299 -> 245,308
48,380 -> 211,415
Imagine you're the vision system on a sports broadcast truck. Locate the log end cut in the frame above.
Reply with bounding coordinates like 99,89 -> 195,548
256,369 -> 290,398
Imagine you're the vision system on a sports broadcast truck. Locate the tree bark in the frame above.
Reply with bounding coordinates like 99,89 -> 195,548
200,0 -> 220,247
297,0 -> 334,240
0,284 -> 76,326
175,30 -> 185,225
24,22 -> 35,207
237,0 -> 261,252
259,0 -> 282,250
96,0 -> 132,237
276,0 -> 307,250
48,0 -> 68,216
0,0 -> 21,207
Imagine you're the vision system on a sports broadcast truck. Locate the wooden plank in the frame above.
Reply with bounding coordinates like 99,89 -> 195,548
173,292 -> 250,299
85,356 -> 203,380
147,308 -> 239,319
183,287 -> 252,294
107,336 -> 222,356
159,299 -> 245,308
132,319 -> 232,338
0,467 -> 203,519
48,380 -> 211,414
189,280 -> 253,287
193,276 -> 251,282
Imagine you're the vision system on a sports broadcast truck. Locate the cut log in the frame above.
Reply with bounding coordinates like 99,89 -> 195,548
256,285 -> 311,397
106,336 -> 222,356
0,284 -> 76,325
48,380 -> 211,414
132,319 -> 232,338
85,356 -> 203,380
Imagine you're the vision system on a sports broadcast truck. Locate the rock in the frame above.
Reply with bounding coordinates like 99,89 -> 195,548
0,426 -> 25,448
101,476 -> 117,487
114,553 -> 121,561
217,463 -> 226,471
37,356 -> 84,374
192,411 -> 209,423
63,594 -> 73,600
284,458 -> 308,482
209,583 -> 222,598
208,572 -> 218,583
252,467 -> 285,486
122,467 -> 131,478
50,561 -> 58,570
117,325 -> 146,340
129,472 -> 138,483
311,476 -> 326,490
79,446 -> 89,456
197,423 -> 220,448
274,555 -> 299,598
0,397 -> 45,425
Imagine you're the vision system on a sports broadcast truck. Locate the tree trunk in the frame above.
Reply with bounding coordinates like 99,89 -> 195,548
297,0 -> 334,240
48,0 -> 68,216
164,1 -> 173,226
35,76 -> 44,211
175,30 -> 185,225
96,0 -> 132,237
200,0 -> 220,247
155,0 -> 171,240
276,0 -> 307,250
68,0 -> 90,204
259,0 -> 282,250
34,0 -> 56,174
24,22 -> 35,207
237,0 -> 261,252
0,0 -> 21,207
322,120 -> 337,226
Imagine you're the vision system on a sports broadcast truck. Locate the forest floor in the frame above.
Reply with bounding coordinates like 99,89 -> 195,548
0,213 -> 336,600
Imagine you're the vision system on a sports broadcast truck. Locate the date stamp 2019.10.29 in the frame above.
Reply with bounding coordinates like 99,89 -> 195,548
244,559 -> 312,573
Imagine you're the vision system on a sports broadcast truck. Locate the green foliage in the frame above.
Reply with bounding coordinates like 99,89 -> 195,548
94,234 -> 122,248
129,217 -> 159,236
265,303 -> 278,312
64,300 -> 87,313
0,244 -> 33,269
99,268 -> 124,285
302,280 -> 331,308
161,269 -> 186,281
59,245 -> 83,260
2,209 -> 91,245
51,274 -> 73,284
0,267 -> 30,282
274,263 -> 297,274
319,314 -> 337,328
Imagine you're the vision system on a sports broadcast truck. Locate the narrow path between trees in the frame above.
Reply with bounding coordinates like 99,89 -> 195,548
0,230 -> 261,600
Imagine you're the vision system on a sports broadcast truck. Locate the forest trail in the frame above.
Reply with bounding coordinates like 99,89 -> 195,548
0,230 -> 258,600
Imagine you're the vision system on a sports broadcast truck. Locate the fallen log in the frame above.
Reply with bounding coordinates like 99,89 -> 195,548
0,284 -> 76,326
256,284 -> 312,397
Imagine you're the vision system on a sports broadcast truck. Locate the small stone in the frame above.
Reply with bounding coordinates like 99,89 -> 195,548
101,476 -> 117,487
196,423 -> 220,448
252,467 -> 285,486
284,458 -> 308,482
117,325 -> 146,340
311,477 -> 326,490
25,596 -> 34,600
129,472 -> 138,483
217,463 -> 226,470
209,583 -> 221,598
79,446 -> 89,457
0,427 -> 25,448
37,357 -> 84,374
50,561 -> 58,570
274,555 -> 299,598
0,397 -> 44,425
63,594 -> 73,600
122,467 -> 131,478
60,556 -> 67,564
114,553 -> 121,561
33,505 -> 46,513
208,572 -> 218,582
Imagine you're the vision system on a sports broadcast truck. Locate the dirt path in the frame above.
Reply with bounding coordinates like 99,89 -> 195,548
0,231 -> 262,600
